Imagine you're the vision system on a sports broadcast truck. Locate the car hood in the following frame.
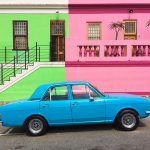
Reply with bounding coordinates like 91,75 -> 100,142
107,93 -> 141,99
0,99 -> 30,111
5,99 -> 28,105
105,93 -> 150,104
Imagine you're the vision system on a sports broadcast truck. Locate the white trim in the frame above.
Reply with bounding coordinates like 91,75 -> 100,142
0,4 -> 68,13
3,64 -> 33,68
0,4 -> 68,9
0,62 -> 65,93
0,9 -> 68,14
0,0 -> 68,5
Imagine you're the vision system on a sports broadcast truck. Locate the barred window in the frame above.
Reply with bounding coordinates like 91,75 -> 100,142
51,21 -> 64,36
88,23 -> 101,40
124,20 -> 137,40
13,21 -> 28,50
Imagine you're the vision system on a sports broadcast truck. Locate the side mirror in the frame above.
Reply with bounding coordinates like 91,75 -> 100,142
89,96 -> 94,102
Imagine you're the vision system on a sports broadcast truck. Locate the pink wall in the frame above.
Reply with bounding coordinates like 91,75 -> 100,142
68,10 -> 150,41
67,6 -> 150,62
66,1 -> 150,94
66,66 -> 150,94
66,3 -> 150,62
66,39 -> 150,62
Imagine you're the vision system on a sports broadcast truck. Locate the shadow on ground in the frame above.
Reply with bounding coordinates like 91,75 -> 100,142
3,124 -> 114,135
4,120 -> 147,136
48,124 -> 114,134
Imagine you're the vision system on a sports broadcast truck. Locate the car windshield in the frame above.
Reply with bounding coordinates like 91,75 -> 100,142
89,84 -> 105,97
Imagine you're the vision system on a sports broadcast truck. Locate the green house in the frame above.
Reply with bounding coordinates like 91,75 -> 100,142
0,0 -> 68,101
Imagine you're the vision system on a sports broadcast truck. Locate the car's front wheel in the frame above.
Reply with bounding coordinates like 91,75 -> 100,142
25,116 -> 48,136
116,110 -> 139,131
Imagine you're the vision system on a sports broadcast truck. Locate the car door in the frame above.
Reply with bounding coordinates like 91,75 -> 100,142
71,84 -> 106,123
40,85 -> 72,125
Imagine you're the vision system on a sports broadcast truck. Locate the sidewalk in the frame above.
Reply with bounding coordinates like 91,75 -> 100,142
0,102 -> 11,134
0,123 -> 10,134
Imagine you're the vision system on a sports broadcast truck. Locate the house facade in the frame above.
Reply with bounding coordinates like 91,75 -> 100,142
0,0 -> 68,101
0,0 -> 68,63
66,0 -> 150,95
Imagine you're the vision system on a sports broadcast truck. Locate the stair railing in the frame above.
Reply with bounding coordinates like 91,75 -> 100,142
0,42 -> 51,85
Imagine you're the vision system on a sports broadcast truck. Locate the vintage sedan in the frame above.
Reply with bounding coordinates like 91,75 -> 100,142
0,81 -> 150,136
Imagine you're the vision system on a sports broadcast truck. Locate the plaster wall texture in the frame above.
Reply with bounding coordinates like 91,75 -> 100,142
0,13 -> 68,63
66,3 -> 150,94
68,11 -> 150,41
66,67 -> 150,94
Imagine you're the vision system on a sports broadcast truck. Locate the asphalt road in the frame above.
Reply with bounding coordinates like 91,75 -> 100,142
0,118 -> 150,150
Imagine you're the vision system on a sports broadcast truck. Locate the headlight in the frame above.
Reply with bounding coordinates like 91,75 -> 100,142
146,111 -> 150,114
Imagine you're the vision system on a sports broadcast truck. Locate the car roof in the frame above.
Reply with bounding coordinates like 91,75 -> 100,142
40,81 -> 90,87
30,81 -> 90,100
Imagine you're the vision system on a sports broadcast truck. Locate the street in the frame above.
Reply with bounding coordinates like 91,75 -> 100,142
0,118 -> 150,150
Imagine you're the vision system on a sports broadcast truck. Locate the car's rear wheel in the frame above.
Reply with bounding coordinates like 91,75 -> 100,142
25,116 -> 48,136
116,110 -> 139,131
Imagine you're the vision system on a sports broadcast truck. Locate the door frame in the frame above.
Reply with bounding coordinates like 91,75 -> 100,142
70,84 -> 106,122
50,20 -> 65,62
40,84 -> 72,125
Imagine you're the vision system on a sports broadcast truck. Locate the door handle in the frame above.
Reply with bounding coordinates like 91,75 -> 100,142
42,104 -> 49,108
72,102 -> 78,106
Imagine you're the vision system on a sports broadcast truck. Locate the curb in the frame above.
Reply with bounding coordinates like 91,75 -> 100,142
0,123 -> 10,134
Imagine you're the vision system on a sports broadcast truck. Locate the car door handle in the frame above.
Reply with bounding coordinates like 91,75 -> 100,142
72,102 -> 78,106
42,104 -> 49,108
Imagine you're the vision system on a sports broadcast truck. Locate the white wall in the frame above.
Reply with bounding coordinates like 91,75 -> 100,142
0,0 -> 68,5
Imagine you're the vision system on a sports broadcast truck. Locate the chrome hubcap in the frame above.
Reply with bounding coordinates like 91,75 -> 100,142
29,119 -> 43,134
121,113 -> 136,129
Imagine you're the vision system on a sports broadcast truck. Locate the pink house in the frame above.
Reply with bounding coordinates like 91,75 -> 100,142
66,0 -> 150,95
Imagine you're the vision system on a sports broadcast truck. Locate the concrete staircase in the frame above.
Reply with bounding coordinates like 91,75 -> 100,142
0,62 -> 65,93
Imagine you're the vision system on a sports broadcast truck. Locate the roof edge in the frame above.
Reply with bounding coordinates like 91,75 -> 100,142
0,4 -> 68,9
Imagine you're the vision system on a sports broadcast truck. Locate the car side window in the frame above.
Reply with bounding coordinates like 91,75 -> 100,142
43,86 -> 68,101
72,85 -> 99,100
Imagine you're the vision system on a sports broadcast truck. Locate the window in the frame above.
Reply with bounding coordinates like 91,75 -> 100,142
43,86 -> 68,101
51,21 -> 65,36
87,23 -> 101,40
72,85 -> 99,100
13,21 -> 28,50
124,20 -> 137,40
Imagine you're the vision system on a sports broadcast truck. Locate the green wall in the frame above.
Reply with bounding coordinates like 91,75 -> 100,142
0,13 -> 68,63
0,67 -> 65,101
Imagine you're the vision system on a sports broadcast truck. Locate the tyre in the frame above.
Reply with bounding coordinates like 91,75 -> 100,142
116,110 -> 139,131
25,116 -> 48,136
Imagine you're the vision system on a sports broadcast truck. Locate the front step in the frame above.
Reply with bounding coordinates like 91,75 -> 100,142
0,62 -> 65,93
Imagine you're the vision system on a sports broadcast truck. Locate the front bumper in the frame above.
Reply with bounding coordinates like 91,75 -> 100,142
146,111 -> 150,114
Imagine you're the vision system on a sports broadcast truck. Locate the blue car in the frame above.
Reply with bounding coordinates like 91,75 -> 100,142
0,81 -> 150,136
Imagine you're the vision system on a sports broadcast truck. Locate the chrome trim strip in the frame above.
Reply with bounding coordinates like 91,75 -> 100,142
146,111 -> 150,114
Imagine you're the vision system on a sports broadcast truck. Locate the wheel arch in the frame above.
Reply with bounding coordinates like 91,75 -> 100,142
23,114 -> 48,126
114,108 -> 139,123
